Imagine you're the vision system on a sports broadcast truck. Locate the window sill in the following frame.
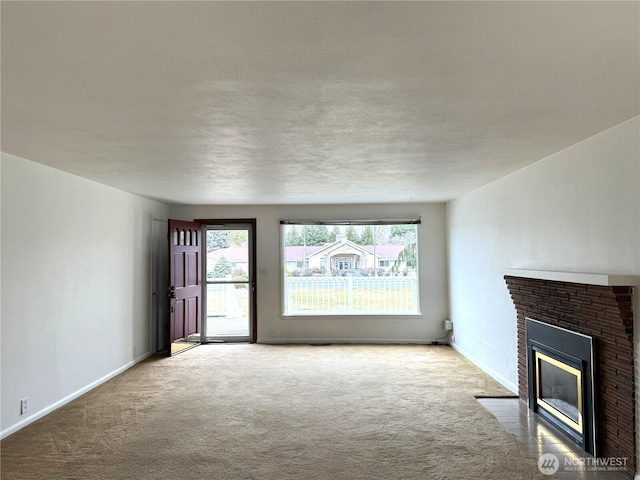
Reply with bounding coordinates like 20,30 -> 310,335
281,314 -> 423,320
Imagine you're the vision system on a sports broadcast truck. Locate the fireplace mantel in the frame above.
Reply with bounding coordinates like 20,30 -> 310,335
503,268 -> 638,287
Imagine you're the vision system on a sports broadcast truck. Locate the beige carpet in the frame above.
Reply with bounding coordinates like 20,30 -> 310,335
1,344 -> 549,479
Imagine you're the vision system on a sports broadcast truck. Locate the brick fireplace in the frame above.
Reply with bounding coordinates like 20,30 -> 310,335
504,270 -> 636,478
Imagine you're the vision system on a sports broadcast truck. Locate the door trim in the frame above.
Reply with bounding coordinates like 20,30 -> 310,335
151,218 -> 169,354
196,218 -> 257,343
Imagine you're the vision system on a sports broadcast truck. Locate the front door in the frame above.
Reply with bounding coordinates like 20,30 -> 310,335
203,222 -> 255,342
168,220 -> 202,345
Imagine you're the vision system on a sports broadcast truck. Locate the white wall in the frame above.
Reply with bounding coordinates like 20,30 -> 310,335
170,203 -> 448,344
446,117 -> 639,466
0,153 -> 169,438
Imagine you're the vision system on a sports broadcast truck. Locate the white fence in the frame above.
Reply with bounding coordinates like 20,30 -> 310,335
284,276 -> 419,315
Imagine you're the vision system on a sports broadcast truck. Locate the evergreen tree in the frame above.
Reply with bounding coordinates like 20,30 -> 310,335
345,226 -> 360,244
207,230 -> 229,252
329,226 -> 340,243
213,257 -> 232,277
360,226 -> 374,245
301,225 -> 330,245
285,226 -> 303,246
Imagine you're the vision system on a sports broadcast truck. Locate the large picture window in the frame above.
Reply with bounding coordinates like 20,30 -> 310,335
281,219 -> 420,316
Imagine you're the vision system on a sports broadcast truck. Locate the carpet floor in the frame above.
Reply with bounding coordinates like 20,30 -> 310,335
1,344 -> 550,479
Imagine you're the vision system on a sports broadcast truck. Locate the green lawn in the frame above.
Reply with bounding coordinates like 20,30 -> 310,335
288,287 -> 415,311
206,284 -> 417,316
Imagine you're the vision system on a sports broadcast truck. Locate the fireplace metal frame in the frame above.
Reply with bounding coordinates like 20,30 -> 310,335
535,350 -> 583,432
526,318 -> 596,456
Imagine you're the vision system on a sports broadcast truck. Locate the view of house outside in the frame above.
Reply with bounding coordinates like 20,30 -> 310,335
281,223 -> 420,315
204,224 -> 420,319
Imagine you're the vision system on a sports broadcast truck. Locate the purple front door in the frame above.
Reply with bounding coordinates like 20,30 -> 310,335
168,220 -> 202,344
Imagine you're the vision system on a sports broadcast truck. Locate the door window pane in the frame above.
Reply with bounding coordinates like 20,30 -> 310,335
205,227 -> 251,338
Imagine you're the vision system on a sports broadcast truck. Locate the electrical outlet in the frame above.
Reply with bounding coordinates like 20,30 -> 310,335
133,346 -> 137,357
259,267 -> 268,276
20,398 -> 28,415
269,329 -> 276,338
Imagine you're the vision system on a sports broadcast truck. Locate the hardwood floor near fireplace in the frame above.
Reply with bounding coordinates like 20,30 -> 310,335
479,398 -> 631,480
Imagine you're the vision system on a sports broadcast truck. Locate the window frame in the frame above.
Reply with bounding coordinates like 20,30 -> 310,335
280,219 -> 421,317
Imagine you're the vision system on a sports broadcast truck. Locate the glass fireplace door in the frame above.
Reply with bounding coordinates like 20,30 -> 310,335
535,351 -> 583,432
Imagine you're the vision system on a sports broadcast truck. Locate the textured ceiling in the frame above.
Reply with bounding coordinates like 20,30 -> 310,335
2,1 -> 638,205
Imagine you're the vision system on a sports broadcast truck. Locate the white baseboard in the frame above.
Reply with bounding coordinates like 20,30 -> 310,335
1,352 -> 152,440
450,342 -> 518,393
136,351 -> 153,363
259,338 -> 439,345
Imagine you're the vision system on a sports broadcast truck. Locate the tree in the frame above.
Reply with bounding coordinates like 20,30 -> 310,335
372,225 -> 391,245
207,230 -> 229,252
329,226 -> 340,243
301,225 -> 330,245
229,230 -> 248,247
345,226 -> 360,244
213,256 -> 232,278
389,225 -> 415,245
285,226 -> 303,246
360,226 -> 374,245
392,243 -> 417,274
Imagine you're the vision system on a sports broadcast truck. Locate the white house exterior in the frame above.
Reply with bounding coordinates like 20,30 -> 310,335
306,239 -> 375,271
208,239 -> 409,275
287,241 -> 408,273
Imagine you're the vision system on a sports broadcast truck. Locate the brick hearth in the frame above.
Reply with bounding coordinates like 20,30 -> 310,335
504,275 -> 635,478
